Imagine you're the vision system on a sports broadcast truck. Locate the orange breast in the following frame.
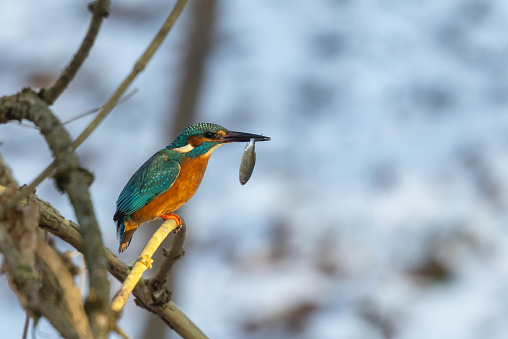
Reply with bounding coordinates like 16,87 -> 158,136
128,155 -> 211,226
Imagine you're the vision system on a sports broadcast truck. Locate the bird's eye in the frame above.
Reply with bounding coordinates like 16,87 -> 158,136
204,131 -> 214,139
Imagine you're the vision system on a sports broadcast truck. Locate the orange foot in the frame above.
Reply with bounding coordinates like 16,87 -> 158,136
158,213 -> 182,233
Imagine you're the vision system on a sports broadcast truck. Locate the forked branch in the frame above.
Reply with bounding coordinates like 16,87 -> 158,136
111,219 -> 181,312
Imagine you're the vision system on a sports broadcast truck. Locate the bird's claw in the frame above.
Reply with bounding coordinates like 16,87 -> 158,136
159,213 -> 182,233
173,223 -> 182,233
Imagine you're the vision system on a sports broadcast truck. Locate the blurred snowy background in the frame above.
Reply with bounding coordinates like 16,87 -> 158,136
2,0 -> 508,338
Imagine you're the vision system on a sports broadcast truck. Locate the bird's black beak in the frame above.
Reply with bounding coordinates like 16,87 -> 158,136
222,131 -> 271,143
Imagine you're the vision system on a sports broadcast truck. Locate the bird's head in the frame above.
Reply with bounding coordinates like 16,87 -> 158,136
168,123 -> 270,158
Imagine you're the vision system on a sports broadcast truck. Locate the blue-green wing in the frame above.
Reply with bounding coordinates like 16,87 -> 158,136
115,151 -> 180,219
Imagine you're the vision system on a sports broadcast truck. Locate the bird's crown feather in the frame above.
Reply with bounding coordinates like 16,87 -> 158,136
167,123 -> 229,157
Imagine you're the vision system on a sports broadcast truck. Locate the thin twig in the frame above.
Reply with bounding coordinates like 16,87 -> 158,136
111,219 -> 179,312
62,89 -> 138,125
22,315 -> 29,339
153,220 -> 186,284
39,0 -> 111,105
112,323 -> 129,339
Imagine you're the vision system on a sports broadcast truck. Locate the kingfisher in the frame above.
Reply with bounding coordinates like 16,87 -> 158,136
114,123 -> 270,253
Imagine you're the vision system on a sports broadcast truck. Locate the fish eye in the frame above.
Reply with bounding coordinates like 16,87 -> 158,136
204,131 -> 214,138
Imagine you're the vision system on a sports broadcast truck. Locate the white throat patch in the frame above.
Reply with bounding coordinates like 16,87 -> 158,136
172,144 -> 195,153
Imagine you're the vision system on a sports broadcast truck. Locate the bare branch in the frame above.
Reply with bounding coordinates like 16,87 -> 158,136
0,169 -> 92,338
24,189 -> 207,338
153,221 -> 186,285
35,239 -> 93,338
39,0 -> 111,105
111,219 -> 179,312
0,220 -> 80,339
0,89 -> 111,337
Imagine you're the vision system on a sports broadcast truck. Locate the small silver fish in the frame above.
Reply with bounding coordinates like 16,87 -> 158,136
239,138 -> 256,185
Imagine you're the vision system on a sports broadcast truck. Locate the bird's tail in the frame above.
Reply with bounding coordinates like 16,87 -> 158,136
116,218 -> 135,253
